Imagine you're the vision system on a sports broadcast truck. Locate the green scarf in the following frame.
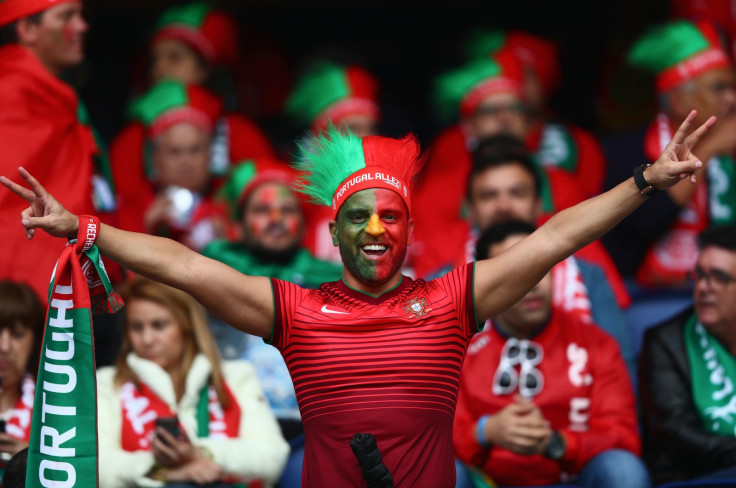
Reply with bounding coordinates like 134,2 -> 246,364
202,241 -> 343,289
685,313 -> 736,435
25,242 -> 122,487
707,155 -> 736,226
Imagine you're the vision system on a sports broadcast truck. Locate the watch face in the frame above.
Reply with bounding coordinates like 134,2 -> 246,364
544,432 -> 565,459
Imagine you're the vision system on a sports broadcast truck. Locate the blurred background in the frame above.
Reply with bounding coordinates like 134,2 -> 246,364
78,0 -> 670,150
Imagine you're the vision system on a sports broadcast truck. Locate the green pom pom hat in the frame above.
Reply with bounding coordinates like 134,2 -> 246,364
286,61 -> 380,132
628,19 -> 731,93
127,79 -> 222,138
435,50 -> 525,121
464,29 -> 560,97
152,2 -> 240,67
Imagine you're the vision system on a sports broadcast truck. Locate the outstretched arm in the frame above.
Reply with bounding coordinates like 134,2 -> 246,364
474,110 -> 714,322
0,169 -> 273,338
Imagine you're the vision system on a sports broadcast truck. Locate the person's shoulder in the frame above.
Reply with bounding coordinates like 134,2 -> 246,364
467,327 -> 494,354
224,113 -> 267,134
220,359 -> 258,382
553,307 -> 615,342
95,366 -> 118,391
644,306 -> 692,343
201,238 -> 241,258
294,249 -> 343,272
96,365 -> 117,378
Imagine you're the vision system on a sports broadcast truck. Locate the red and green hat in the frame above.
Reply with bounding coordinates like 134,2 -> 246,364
286,61 -> 380,132
0,0 -> 76,26
152,2 -> 240,68
435,50 -> 525,121
217,158 -> 298,219
295,126 -> 424,219
465,29 -> 560,96
127,79 -> 223,138
628,19 -> 731,93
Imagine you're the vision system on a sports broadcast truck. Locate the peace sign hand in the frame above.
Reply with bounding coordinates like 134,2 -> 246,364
0,167 -> 79,240
648,110 -> 716,189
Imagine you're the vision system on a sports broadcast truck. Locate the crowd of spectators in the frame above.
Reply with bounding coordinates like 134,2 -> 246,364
3,0 -> 736,487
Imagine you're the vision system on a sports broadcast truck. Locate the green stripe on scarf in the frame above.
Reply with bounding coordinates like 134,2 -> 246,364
537,123 -> 578,172
77,100 -> 116,212
26,243 -> 122,487
530,154 -> 554,214
685,313 -> 736,435
708,155 -> 736,226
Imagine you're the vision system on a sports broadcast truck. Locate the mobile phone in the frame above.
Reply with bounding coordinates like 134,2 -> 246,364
155,416 -> 180,440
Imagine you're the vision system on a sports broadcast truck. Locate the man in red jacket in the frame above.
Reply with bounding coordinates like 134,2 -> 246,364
454,220 -> 649,488
0,0 -> 109,300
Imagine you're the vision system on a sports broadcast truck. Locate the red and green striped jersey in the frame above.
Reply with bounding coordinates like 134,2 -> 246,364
270,264 -> 478,487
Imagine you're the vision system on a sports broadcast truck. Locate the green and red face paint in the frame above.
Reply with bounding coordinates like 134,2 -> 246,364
336,188 -> 411,287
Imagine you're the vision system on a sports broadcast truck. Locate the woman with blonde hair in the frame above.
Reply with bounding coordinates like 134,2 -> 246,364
97,278 -> 289,488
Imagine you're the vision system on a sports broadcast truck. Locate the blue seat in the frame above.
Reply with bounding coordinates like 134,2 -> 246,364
656,479 -> 736,488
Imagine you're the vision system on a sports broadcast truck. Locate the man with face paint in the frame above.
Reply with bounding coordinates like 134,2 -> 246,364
204,162 -> 342,290
1,112 -> 714,487
0,0 -> 118,301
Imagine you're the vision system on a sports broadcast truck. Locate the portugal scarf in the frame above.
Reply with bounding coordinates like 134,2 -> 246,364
685,313 -> 736,435
25,217 -> 123,487
119,378 -> 241,451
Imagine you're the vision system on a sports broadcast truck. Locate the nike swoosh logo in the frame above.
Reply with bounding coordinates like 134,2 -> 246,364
321,305 -> 350,315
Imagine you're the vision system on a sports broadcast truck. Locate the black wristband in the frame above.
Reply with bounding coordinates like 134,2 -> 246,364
633,163 -> 659,197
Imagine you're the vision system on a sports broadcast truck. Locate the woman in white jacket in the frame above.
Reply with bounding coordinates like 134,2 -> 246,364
97,278 -> 289,488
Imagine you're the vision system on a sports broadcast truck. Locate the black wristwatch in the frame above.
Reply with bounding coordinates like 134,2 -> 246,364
633,163 -> 659,197
543,430 -> 566,460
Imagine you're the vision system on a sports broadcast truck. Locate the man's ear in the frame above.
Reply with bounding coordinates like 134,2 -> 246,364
16,18 -> 40,46
407,218 -> 414,245
329,220 -> 339,247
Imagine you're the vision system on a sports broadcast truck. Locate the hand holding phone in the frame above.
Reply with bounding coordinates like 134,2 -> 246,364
152,416 -> 197,468
155,416 -> 180,442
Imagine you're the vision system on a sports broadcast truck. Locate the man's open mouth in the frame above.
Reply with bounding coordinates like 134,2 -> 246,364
362,244 -> 387,256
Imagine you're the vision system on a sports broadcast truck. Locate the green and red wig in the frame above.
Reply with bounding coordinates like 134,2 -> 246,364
295,126 -> 424,219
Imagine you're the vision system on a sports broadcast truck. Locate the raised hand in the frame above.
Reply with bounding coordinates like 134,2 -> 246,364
649,110 -> 716,189
0,167 -> 79,240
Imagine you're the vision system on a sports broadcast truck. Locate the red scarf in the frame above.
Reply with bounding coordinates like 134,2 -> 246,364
640,113 -> 709,286
120,379 -> 241,451
4,374 -> 35,442
551,258 -> 593,324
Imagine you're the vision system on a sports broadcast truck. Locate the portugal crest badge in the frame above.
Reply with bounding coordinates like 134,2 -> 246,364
403,297 -> 431,318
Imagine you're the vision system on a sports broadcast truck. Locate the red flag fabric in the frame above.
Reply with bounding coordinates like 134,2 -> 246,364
0,45 -> 98,301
